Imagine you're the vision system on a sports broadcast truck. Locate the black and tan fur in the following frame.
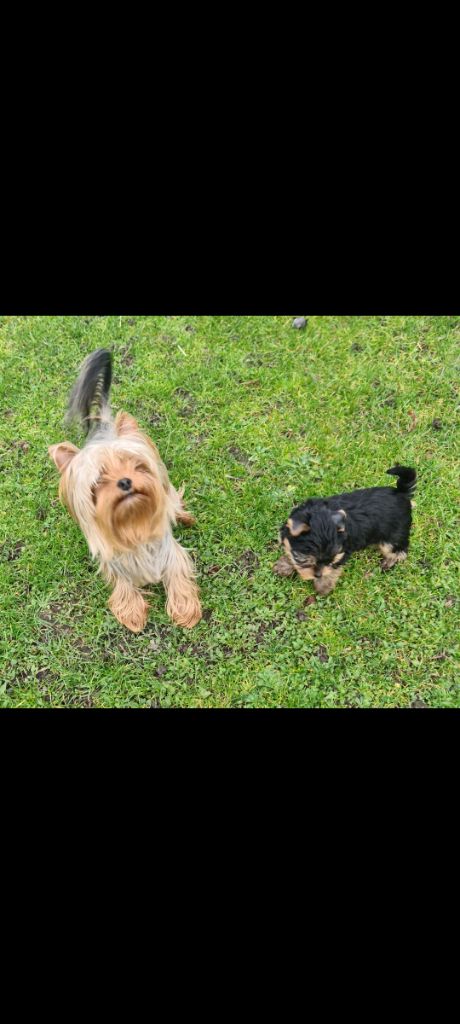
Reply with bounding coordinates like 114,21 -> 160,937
275,466 -> 416,597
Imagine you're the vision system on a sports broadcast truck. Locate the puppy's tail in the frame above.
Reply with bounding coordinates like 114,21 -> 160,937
65,349 -> 113,434
386,464 -> 417,495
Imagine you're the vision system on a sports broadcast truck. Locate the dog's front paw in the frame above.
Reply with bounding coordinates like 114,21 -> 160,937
167,591 -> 202,629
313,577 -> 336,597
108,586 -> 149,633
170,600 -> 202,629
273,555 -> 295,577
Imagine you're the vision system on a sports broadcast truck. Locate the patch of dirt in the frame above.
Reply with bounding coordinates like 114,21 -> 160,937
175,388 -> 197,417
184,324 -> 196,333
38,602 -> 74,636
253,620 -> 280,647
202,608 -> 213,622
227,445 -> 253,468
178,642 -> 208,659
72,641 -> 93,661
0,540 -> 24,562
148,411 -> 163,427
315,645 -> 329,663
118,349 -> 134,368
351,343 -> 363,352
382,393 -> 397,407
411,698 -> 428,709
231,552 -> 260,577
36,507 -> 47,521
204,564 -> 222,576
155,666 -> 168,678
431,419 -> 443,430
296,610 -> 307,621
304,595 -> 317,607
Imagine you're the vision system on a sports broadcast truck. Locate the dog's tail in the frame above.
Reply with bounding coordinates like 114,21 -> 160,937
386,464 -> 417,495
65,349 -> 113,434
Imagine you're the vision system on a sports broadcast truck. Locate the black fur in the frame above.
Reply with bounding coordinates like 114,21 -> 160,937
281,465 -> 416,580
65,348 -> 113,433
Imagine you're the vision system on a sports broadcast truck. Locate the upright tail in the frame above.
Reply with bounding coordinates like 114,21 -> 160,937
65,349 -> 113,434
386,464 -> 417,495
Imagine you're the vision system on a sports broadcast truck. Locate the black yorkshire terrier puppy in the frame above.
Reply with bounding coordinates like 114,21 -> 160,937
274,465 -> 416,596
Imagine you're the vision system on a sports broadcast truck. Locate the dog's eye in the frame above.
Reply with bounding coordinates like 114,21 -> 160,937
135,463 -> 149,473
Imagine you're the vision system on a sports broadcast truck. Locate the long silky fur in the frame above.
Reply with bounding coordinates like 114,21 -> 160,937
65,348 -> 113,433
50,350 -> 202,631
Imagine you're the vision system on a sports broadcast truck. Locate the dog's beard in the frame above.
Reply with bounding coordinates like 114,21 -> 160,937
107,480 -> 163,550
59,440 -> 168,559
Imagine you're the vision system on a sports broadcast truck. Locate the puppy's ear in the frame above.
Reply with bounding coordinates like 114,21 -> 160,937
115,411 -> 139,436
48,442 -> 79,473
288,515 -> 310,537
332,509 -> 347,533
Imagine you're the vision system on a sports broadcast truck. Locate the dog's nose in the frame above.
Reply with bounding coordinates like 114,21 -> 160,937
117,478 -> 132,492
314,569 -> 322,578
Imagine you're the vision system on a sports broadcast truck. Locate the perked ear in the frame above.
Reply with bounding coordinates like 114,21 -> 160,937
288,516 -> 310,537
48,442 -> 79,473
115,411 -> 139,436
331,509 -> 347,533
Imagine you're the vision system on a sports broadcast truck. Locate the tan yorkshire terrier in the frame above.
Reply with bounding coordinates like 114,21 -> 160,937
48,349 -> 202,633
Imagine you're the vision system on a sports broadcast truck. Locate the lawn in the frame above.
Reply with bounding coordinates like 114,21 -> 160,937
0,315 -> 458,708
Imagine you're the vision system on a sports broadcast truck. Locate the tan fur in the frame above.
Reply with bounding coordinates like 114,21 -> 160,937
314,567 -> 343,596
49,410 -> 202,632
379,543 -> 407,569
288,517 -> 310,536
108,578 -> 149,633
273,555 -> 295,577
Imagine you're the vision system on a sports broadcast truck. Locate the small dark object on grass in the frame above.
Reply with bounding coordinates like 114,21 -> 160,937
431,419 -> 443,430
292,317 -> 307,330
411,698 -> 428,708
304,595 -> 317,607
296,610 -> 307,621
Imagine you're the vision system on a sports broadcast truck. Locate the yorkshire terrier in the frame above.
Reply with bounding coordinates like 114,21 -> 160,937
48,349 -> 202,632
274,465 -> 416,596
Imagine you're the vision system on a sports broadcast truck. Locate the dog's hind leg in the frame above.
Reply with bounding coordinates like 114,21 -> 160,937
379,543 -> 408,571
170,484 -> 196,527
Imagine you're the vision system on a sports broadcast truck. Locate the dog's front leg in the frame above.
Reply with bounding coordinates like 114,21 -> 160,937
108,577 -> 149,633
313,567 -> 344,597
163,538 -> 202,629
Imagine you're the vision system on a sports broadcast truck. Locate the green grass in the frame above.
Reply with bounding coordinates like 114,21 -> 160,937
0,315 -> 458,708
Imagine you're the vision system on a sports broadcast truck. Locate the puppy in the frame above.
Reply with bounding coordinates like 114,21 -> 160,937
274,465 -> 416,596
48,349 -> 202,632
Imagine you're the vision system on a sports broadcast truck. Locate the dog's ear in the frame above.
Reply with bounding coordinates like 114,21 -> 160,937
48,442 -> 79,473
288,515 -> 310,537
331,509 -> 347,533
115,411 -> 139,436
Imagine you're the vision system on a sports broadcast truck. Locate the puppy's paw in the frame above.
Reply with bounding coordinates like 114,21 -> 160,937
273,555 -> 295,577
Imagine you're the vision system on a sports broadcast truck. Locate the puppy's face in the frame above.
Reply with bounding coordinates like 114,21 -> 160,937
280,506 -> 346,579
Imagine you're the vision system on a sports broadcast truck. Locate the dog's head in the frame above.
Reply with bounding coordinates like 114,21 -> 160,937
49,412 -> 169,559
280,504 -> 346,579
